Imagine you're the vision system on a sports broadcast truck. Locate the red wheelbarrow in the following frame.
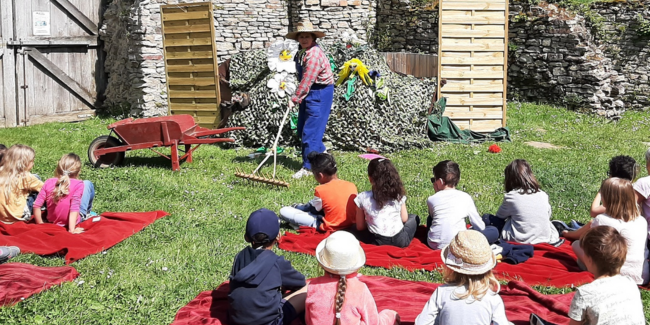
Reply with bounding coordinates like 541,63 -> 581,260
88,115 -> 245,171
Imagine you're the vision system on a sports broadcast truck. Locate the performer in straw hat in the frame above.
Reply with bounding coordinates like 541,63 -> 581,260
286,20 -> 335,179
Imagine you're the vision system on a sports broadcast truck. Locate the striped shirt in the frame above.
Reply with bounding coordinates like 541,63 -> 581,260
291,44 -> 334,104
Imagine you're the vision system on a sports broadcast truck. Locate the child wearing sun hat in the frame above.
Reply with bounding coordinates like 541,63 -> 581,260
305,231 -> 400,325
415,230 -> 510,325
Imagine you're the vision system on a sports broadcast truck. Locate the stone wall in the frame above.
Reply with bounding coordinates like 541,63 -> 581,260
100,0 -> 650,117
507,1 -> 649,114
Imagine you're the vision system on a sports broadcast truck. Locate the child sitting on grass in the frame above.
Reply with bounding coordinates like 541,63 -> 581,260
354,158 -> 419,248
426,160 -> 485,250
562,177 -> 649,285
306,231 -> 399,325
590,155 -> 638,218
633,148 -> 650,240
228,208 -> 307,325
33,153 -> 96,234
0,144 -> 43,224
568,226 -> 643,325
479,159 -> 561,245
280,152 -> 358,232
415,230 -> 509,325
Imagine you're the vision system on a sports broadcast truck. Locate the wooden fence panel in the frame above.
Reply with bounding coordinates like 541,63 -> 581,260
382,53 -> 438,78
438,0 -> 508,132
161,2 -> 221,129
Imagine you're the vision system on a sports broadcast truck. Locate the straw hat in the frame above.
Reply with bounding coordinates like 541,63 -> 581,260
285,20 -> 326,40
316,231 -> 366,275
440,230 -> 496,275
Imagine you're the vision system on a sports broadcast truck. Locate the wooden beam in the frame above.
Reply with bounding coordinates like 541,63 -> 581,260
162,12 -> 210,21
50,0 -> 99,35
26,109 -> 95,126
1,0 -> 17,127
8,36 -> 98,47
24,48 -> 95,108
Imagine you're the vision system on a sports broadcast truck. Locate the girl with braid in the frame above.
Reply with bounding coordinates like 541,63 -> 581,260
305,231 -> 399,325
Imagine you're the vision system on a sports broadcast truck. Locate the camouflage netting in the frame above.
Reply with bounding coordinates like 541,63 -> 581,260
227,43 -> 437,152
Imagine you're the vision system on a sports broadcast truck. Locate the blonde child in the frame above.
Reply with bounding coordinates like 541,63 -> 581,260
280,153 -> 358,232
566,226 -> 644,325
33,153 -> 95,234
415,230 -> 509,325
0,144 -> 43,224
305,231 -> 399,325
354,158 -> 419,248
426,160 -> 485,250
480,159 -> 560,245
562,178 -> 649,285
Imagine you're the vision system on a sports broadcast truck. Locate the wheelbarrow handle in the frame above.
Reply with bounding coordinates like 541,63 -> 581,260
192,126 -> 246,138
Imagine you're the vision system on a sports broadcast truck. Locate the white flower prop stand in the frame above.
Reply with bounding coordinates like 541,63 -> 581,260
234,39 -> 299,188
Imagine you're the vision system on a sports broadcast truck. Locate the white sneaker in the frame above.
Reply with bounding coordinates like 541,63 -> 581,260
292,168 -> 312,179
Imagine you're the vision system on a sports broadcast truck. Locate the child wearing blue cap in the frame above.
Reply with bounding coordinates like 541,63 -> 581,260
228,208 -> 307,325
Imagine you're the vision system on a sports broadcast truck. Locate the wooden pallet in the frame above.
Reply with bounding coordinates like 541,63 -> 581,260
437,0 -> 509,132
161,2 -> 221,129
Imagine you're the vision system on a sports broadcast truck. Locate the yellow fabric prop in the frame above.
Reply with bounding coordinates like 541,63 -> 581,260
336,58 -> 373,86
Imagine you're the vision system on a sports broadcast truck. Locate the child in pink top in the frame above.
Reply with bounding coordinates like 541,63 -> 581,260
305,231 -> 399,325
33,153 -> 95,234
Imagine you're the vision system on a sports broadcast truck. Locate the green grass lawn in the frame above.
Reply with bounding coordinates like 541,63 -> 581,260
1,102 -> 649,324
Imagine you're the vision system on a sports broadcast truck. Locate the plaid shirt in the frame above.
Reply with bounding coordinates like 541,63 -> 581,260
291,45 -> 334,104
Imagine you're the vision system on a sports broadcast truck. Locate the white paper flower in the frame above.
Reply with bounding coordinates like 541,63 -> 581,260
267,72 -> 297,98
267,39 -> 299,73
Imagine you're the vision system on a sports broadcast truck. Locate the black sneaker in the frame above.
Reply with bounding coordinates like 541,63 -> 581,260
551,220 -> 570,236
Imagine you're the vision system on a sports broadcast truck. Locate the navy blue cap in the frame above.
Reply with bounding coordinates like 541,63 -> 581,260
246,208 -> 280,242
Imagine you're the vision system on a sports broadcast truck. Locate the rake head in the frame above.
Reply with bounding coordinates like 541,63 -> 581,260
234,169 -> 290,188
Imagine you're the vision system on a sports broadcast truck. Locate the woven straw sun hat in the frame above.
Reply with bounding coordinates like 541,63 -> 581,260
440,230 -> 496,275
285,20 -> 326,40
316,231 -> 366,276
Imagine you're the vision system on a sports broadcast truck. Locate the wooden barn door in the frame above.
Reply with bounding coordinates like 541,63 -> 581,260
0,0 -> 101,128
438,0 -> 508,132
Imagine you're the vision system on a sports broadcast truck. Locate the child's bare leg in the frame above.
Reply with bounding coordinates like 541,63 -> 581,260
284,284 -> 308,314
562,220 -> 592,240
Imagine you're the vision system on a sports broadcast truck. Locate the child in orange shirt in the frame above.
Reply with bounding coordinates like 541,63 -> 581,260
280,153 -> 358,232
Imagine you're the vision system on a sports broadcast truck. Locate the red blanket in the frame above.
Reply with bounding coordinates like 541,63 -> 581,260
0,262 -> 79,306
279,226 -> 594,288
171,276 -> 575,325
0,211 -> 169,264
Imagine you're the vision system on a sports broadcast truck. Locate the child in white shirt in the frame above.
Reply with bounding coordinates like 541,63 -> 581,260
567,226 -> 644,325
354,158 -> 419,248
415,230 -> 509,325
426,160 -> 485,250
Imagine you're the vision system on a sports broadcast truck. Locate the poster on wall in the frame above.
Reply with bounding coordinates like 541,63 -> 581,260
33,11 -> 51,36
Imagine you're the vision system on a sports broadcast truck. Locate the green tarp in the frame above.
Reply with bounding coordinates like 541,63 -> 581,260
427,98 -> 511,144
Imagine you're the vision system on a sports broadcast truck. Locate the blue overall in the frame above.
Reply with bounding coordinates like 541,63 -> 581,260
295,47 -> 334,170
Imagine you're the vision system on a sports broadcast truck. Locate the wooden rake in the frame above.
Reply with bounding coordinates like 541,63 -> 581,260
235,101 -> 292,188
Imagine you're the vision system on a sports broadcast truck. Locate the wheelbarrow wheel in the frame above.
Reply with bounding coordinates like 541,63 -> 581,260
88,136 -> 125,168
